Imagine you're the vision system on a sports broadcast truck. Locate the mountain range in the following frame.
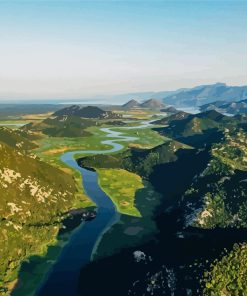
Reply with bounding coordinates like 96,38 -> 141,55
122,98 -> 164,109
200,99 -> 247,114
152,110 -> 245,149
114,83 -> 247,113
162,83 -> 247,107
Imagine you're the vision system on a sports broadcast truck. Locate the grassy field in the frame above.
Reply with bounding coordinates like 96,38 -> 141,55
110,125 -> 167,149
31,119 -> 167,208
97,168 -> 144,217
117,109 -> 164,120
31,134 -> 110,208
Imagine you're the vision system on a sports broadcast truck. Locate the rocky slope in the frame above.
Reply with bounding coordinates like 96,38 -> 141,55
0,130 -> 85,294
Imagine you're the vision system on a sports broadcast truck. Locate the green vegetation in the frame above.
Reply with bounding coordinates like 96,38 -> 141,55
53,105 -> 122,119
97,169 -> 143,217
3,104 -> 246,296
184,127 -> 247,229
0,130 -> 91,294
0,127 -> 39,151
212,128 -> 247,171
94,179 -> 161,259
110,126 -> 166,149
155,110 -> 236,141
203,243 -> 247,295
79,139 -> 187,178
23,115 -> 97,137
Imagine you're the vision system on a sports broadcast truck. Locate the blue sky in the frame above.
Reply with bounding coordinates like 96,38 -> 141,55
0,0 -> 247,100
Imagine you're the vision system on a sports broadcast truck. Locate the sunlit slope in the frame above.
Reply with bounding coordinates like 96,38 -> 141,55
0,126 -> 38,150
0,140 -> 88,294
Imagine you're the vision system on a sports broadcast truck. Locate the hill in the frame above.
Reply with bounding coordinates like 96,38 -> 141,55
152,110 -> 190,125
183,127 -> 247,229
154,111 -> 233,147
0,127 -> 38,150
140,98 -> 164,109
53,105 -> 122,119
122,99 -> 140,109
78,139 -> 186,178
0,140 -> 85,292
200,99 -> 247,115
121,98 -> 165,110
160,106 -> 178,113
23,115 -> 95,137
163,83 -> 247,107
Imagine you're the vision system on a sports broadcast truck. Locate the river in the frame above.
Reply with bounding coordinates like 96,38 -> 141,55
36,121 -> 152,295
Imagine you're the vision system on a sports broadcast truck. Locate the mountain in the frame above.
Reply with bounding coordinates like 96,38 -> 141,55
156,111 -> 224,139
200,99 -> 247,115
152,110 -> 190,125
154,110 -> 233,148
78,139 -> 186,178
122,99 -> 140,109
160,106 -> 178,113
121,98 -> 164,109
184,127 -> 247,229
23,115 -> 95,137
199,100 -> 228,112
140,99 -> 165,109
95,89 -> 186,103
163,83 -> 247,107
53,105 -> 121,119
0,138 -> 81,292
0,127 -> 38,150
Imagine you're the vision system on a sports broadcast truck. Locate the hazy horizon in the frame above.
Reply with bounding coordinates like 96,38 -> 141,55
1,0 -> 247,101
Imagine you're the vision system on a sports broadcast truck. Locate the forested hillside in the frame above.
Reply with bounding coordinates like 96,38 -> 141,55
0,127 -> 89,294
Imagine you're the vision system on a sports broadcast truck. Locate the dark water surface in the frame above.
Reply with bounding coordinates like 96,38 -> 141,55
37,164 -> 119,295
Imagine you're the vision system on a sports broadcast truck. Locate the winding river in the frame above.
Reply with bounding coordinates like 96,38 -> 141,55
36,121 -> 152,296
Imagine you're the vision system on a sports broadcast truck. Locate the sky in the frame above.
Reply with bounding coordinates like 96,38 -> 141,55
0,0 -> 247,101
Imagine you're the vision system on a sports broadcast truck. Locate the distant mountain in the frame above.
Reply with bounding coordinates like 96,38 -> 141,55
121,98 -> 164,109
200,99 -> 247,115
122,99 -> 140,109
199,100 -> 228,111
163,83 -> 247,107
101,89 -> 186,102
140,99 -> 164,109
160,106 -> 178,113
53,105 -> 122,119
